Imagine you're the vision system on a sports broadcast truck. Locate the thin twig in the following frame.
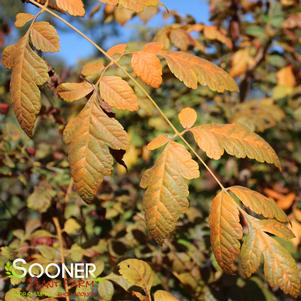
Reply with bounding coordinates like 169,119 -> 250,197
53,217 -> 70,301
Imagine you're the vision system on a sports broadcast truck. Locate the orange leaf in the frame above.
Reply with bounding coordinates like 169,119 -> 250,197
99,76 -> 138,111
15,13 -> 34,28
178,107 -> 197,129
147,135 -> 170,151
209,190 -> 243,273
162,51 -> 238,92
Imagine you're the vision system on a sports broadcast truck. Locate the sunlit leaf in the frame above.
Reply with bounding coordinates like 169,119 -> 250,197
118,259 -> 154,293
209,190 -> 243,273
162,51 -> 238,92
15,13 -> 34,28
154,290 -> 180,301
140,141 -> 199,243
64,92 -> 128,202
190,123 -> 281,169
147,134 -> 169,151
30,22 -> 60,52
229,186 -> 288,222
99,76 -> 138,111
57,82 -> 94,102
178,107 -> 197,129
9,35 -> 49,136
131,43 -> 163,88
239,215 -> 300,297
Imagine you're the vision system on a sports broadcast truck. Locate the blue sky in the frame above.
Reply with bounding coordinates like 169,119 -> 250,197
51,0 -> 210,65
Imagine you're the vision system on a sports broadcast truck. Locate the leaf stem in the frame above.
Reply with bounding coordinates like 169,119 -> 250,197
28,0 -> 228,193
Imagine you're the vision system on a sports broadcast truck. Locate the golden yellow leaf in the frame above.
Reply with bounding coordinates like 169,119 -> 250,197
55,0 -> 85,16
147,135 -> 170,151
36,0 -> 85,16
255,219 -> 295,239
30,22 -> 60,52
178,107 -> 197,129
276,65 -> 296,88
162,51 -> 238,92
190,123 -> 281,169
131,43 -> 163,88
10,34 -> 49,136
15,13 -> 34,28
64,218 -> 81,235
57,82 -> 94,102
229,186 -> 288,223
118,259 -> 154,293
154,290 -> 180,301
64,92 -> 128,202
239,216 -> 300,297
209,190 -> 243,273
99,76 -> 138,111
140,141 -> 199,243
81,59 -> 104,78
102,0 -> 159,12
2,45 -> 17,69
